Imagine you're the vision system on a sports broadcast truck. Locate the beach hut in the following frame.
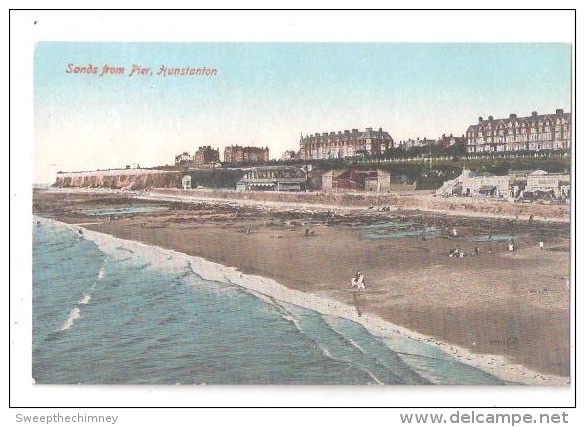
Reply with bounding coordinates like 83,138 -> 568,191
181,175 -> 192,190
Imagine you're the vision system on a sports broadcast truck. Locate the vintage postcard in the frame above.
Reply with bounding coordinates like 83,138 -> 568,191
30,38 -> 572,390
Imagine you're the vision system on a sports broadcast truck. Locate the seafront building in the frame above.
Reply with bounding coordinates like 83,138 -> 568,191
235,166 -> 307,192
174,147 -> 221,167
280,150 -> 299,161
396,137 -> 435,150
524,170 -> 571,199
193,146 -> 220,166
436,168 -> 570,200
175,152 -> 192,166
299,127 -> 394,160
435,134 -> 466,149
224,145 -> 270,163
465,109 -> 571,154
321,169 -> 415,192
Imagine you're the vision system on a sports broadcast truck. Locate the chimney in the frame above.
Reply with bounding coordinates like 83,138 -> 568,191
510,114 -> 517,120
532,111 -> 538,117
556,108 -> 564,115
479,117 -> 483,123
488,115 -> 494,121
379,127 -> 383,132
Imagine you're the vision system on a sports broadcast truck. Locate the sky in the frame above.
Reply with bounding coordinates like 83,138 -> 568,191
34,42 -> 571,183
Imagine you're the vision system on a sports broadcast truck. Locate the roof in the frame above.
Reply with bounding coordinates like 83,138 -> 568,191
467,110 -> 571,133
467,171 -> 494,178
301,127 -> 394,143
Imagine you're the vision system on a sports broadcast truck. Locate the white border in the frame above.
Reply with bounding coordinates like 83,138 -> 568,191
9,7 -> 577,413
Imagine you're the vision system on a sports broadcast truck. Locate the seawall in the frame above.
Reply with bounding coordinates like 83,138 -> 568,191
150,188 -> 571,221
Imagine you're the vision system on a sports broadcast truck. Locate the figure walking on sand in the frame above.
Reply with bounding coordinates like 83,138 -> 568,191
350,271 -> 366,292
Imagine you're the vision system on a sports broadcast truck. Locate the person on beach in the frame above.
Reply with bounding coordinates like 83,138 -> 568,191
452,227 -> 458,237
488,230 -> 493,241
508,239 -> 515,251
539,241 -> 544,250
350,271 -> 366,292
474,247 -> 480,256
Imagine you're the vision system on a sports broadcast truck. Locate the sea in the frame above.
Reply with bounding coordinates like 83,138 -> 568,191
32,217 -> 507,385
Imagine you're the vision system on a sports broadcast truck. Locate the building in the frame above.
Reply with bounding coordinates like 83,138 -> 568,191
181,175 -> 192,190
280,150 -> 299,161
436,168 -> 510,198
525,170 -> 571,199
466,109 -> 571,154
461,171 -> 510,198
436,167 -> 571,201
236,166 -> 307,192
321,169 -> 415,192
299,127 -> 394,160
175,152 -> 192,166
224,145 -> 270,163
435,134 -> 466,150
397,137 -> 435,150
193,146 -> 220,166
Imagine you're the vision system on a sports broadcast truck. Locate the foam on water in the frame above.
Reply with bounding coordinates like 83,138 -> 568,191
79,294 -> 92,305
60,307 -> 81,331
33,215 -> 568,385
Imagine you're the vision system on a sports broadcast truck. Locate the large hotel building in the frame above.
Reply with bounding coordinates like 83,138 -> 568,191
224,145 -> 270,163
299,127 -> 394,160
466,109 -> 571,154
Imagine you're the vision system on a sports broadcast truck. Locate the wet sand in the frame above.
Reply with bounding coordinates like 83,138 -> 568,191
33,189 -> 571,381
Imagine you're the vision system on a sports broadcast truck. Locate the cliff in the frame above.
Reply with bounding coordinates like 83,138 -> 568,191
54,169 -> 181,190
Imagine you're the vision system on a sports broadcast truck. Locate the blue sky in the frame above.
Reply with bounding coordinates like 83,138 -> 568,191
34,42 -> 571,182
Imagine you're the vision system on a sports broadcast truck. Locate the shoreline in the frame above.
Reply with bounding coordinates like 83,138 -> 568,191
34,214 -> 568,385
47,187 -> 571,223
33,189 -> 571,384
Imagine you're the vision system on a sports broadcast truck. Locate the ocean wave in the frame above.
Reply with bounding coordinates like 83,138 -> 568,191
79,294 -> 92,305
60,306 -> 81,331
35,215 -> 569,385
363,369 -> 383,385
68,222 -> 498,384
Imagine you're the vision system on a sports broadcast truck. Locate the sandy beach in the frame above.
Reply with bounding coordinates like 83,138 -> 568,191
33,189 -> 571,384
